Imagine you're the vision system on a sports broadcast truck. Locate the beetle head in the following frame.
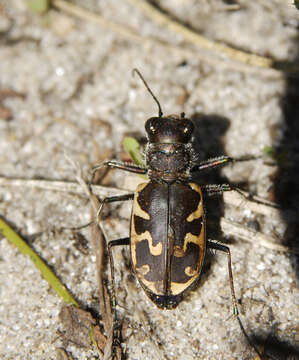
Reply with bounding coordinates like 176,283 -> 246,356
132,69 -> 195,180
145,114 -> 194,180
145,114 -> 194,144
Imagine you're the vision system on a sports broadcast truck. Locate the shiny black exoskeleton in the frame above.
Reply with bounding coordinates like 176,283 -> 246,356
92,70 -> 240,354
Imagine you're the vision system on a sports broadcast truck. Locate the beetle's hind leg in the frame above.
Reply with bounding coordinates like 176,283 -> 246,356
94,193 -> 133,306
108,238 -> 130,309
207,240 -> 265,358
94,194 -> 133,356
108,237 -> 130,355
207,240 -> 238,316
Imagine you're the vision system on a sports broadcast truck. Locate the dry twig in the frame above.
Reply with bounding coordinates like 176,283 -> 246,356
223,190 -> 280,217
0,176 -> 128,198
127,0 -> 273,68
64,157 -> 117,358
221,218 -> 299,255
51,0 -> 283,76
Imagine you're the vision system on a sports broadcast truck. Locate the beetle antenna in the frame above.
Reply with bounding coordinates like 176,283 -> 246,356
132,68 -> 163,118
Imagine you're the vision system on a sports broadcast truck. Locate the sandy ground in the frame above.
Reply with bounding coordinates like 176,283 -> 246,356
0,1 -> 299,359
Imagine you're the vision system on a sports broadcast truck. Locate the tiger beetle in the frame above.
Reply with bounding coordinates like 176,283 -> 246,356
91,69 -> 251,353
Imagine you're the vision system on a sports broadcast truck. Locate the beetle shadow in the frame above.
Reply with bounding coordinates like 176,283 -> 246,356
253,332 -> 299,360
188,113 -> 299,359
263,29 -> 299,360
274,62 -> 299,282
190,113 -> 233,244
189,112 -> 238,291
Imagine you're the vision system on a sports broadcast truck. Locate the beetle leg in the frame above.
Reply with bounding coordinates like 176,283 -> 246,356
108,238 -> 130,308
191,156 -> 233,173
208,241 -> 265,358
95,194 -> 133,306
108,238 -> 130,355
96,193 -> 134,223
90,160 -> 147,185
202,184 -> 275,209
202,183 -> 233,196
191,155 -> 258,173
94,195 -> 133,354
207,240 -> 239,316
203,183 -> 255,199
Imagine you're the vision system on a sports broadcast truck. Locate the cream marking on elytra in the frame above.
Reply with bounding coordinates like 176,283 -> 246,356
185,265 -> 198,277
132,230 -> 163,256
133,183 -> 151,220
170,275 -> 198,295
136,264 -> 150,276
173,245 -> 185,258
131,209 -> 163,272
183,232 -> 204,252
186,183 -> 203,222
139,276 -> 164,295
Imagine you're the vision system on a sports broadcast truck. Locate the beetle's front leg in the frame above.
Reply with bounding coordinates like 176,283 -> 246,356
191,155 -> 258,173
90,160 -> 147,185
207,240 -> 238,316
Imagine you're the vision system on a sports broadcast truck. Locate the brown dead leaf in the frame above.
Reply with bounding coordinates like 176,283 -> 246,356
59,305 -> 107,353
56,348 -> 74,360
0,89 -> 26,121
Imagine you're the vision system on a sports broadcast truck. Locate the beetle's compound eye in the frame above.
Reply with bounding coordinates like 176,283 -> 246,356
145,117 -> 158,136
183,121 -> 194,136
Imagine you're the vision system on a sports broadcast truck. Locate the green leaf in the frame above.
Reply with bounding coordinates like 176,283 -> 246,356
263,145 -> 275,157
0,217 -> 78,306
27,0 -> 50,14
263,145 -> 287,164
123,136 -> 145,167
